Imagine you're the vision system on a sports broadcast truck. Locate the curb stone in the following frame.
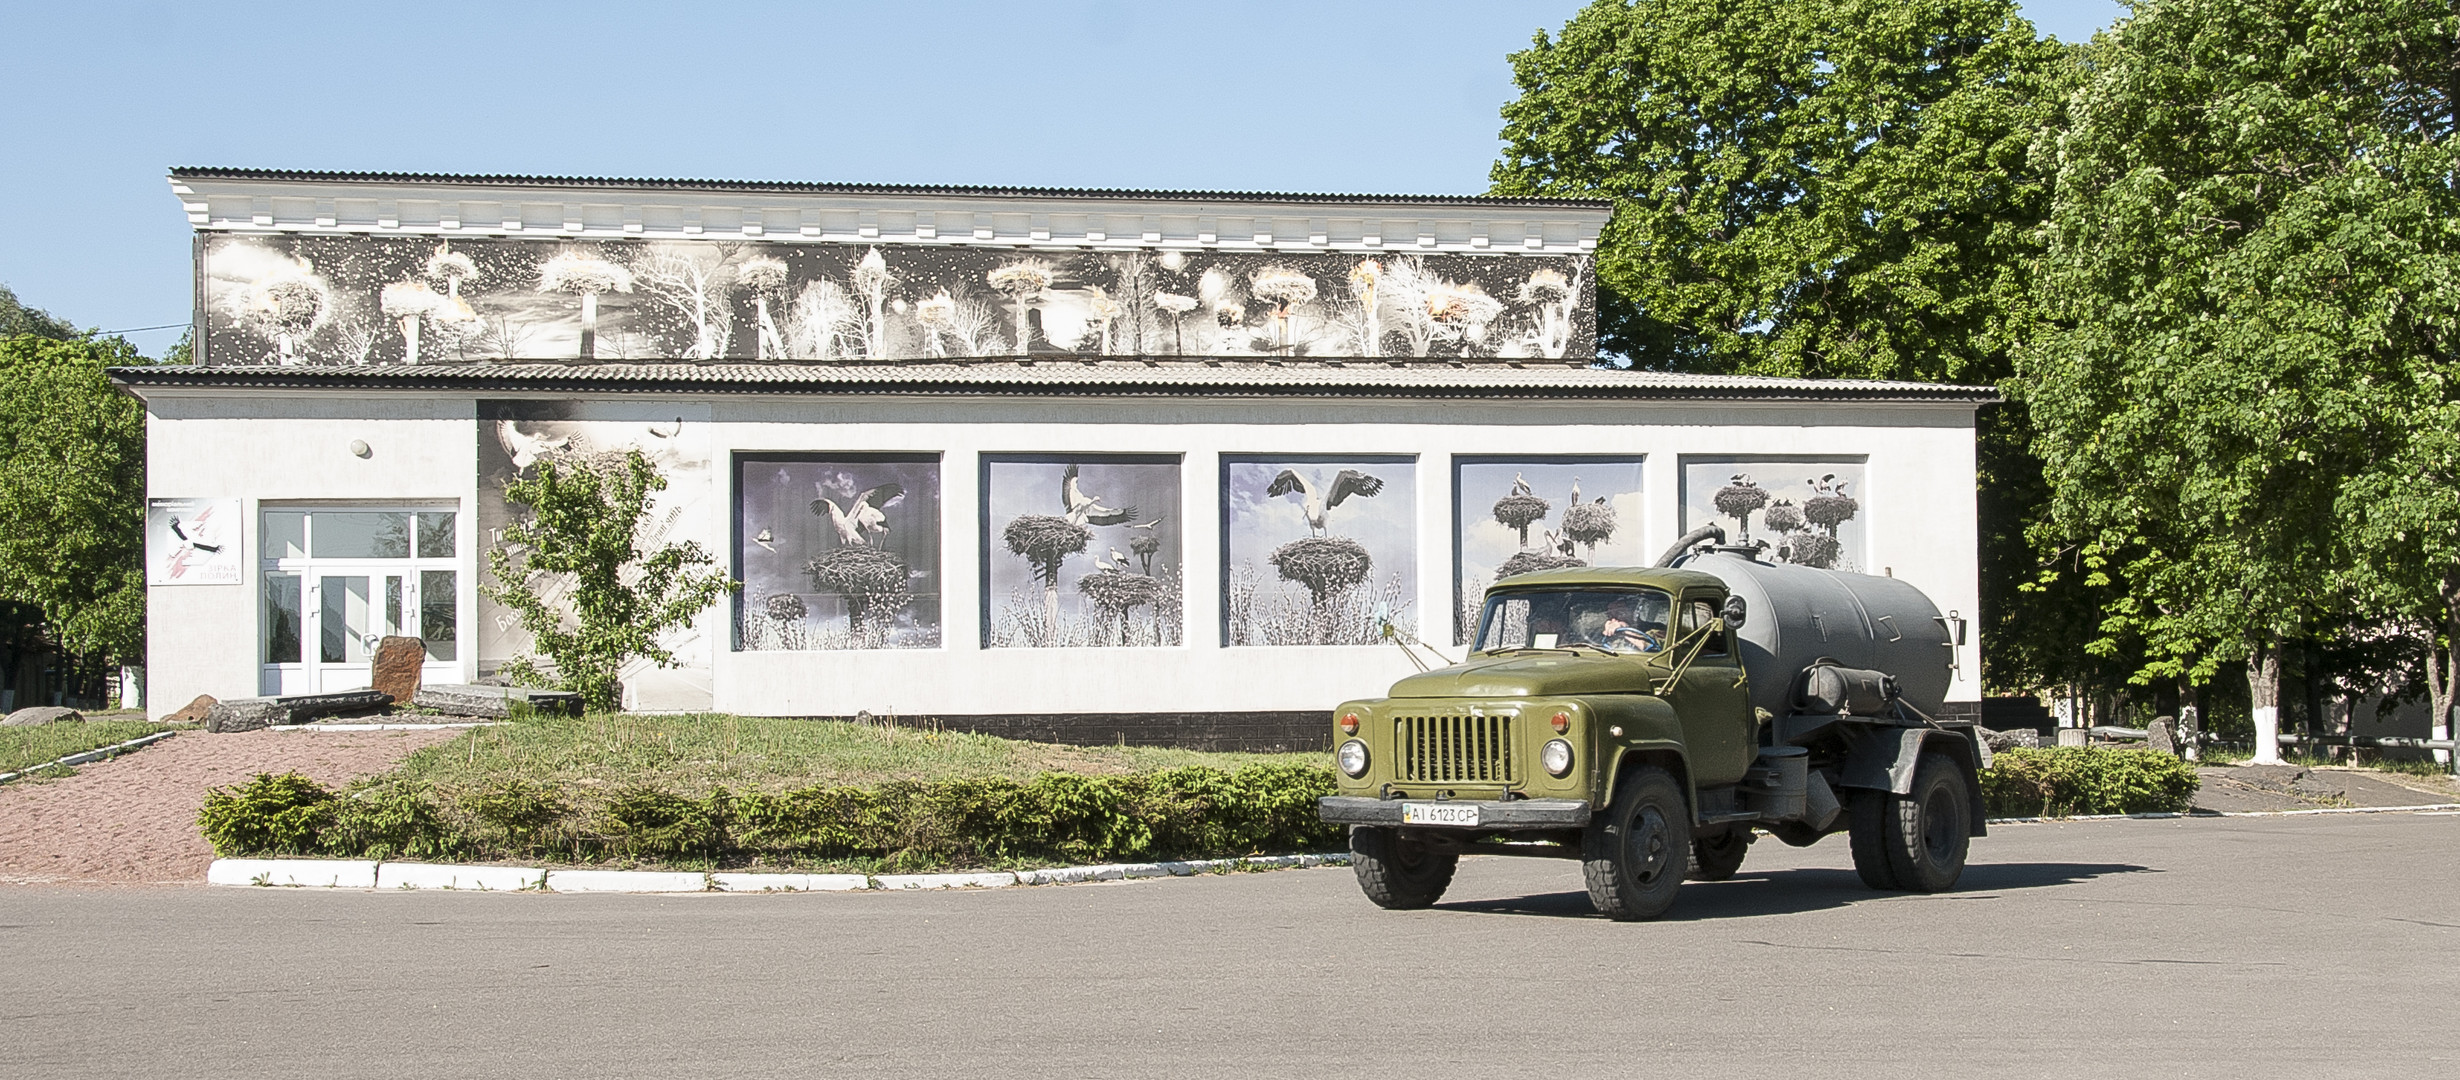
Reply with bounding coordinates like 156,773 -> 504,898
206,853 -> 1354,893
0,730 -> 179,785
1985,802 -> 2460,826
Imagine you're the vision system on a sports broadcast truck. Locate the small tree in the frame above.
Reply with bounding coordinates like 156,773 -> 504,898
484,448 -> 735,712
0,333 -> 147,670
1004,514 -> 1091,645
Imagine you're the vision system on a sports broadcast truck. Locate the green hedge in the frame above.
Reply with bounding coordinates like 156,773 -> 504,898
1979,747 -> 2200,818
197,763 -> 1343,870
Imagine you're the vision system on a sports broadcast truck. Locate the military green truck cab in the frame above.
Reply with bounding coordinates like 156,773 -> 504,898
1318,532 -> 1987,921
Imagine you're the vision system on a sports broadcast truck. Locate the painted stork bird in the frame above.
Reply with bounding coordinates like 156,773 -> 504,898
1510,471 -> 1532,496
1266,468 -> 1385,537
811,482 -> 904,546
1569,476 -> 1581,504
1061,463 -> 1137,526
1108,548 -> 1133,571
496,421 -> 570,472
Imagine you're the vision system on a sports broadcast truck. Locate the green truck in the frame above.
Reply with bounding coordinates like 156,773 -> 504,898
1317,530 -> 1986,920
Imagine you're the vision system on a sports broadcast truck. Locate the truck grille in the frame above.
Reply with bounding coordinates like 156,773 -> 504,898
1394,714 -> 1517,784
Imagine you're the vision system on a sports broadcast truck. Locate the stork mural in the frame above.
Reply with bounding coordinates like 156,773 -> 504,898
987,457 -> 1183,648
1226,459 -> 1417,647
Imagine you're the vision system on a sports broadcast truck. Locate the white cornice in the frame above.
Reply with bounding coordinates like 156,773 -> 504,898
166,174 -> 1606,256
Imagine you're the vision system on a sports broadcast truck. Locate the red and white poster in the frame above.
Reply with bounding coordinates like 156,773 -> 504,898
147,497 -> 242,585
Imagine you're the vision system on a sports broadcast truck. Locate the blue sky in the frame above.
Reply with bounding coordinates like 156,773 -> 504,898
0,0 -> 2125,354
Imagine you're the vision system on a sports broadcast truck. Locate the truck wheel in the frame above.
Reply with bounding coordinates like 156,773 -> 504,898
1847,789 -> 1902,890
1349,827 -> 1458,909
1690,828 -> 1752,881
1582,766 -> 1690,921
1882,754 -> 1971,893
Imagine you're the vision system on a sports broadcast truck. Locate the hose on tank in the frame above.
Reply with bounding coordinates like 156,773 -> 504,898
1652,523 -> 1726,567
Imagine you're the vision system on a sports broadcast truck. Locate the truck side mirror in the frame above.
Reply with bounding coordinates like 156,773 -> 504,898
1721,595 -> 1747,631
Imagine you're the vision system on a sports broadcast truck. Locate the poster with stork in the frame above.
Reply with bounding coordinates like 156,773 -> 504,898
1453,458 -> 1646,644
983,455 -> 1182,648
476,400 -> 716,710
1223,456 -> 1416,646
1679,457 -> 1868,572
734,454 -> 942,650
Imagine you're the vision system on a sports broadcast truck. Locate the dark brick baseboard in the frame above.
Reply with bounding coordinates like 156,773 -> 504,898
764,712 -> 1334,753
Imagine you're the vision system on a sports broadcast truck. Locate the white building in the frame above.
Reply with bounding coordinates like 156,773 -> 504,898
118,169 -> 1992,748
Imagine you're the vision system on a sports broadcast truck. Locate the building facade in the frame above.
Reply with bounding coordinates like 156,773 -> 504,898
119,169 -> 1992,747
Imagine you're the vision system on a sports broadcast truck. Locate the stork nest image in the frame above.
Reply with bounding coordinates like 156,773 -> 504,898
1561,500 -> 1617,545
1003,514 -> 1093,576
1497,551 -> 1586,579
1269,537 -> 1373,597
806,546 -> 912,610
1491,493 -> 1550,532
1077,568 -> 1166,612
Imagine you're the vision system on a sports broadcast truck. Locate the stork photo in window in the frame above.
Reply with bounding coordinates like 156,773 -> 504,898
1452,458 -> 1646,645
983,455 -> 1182,648
735,454 -> 942,650
1222,456 -> 1416,647
1680,457 -> 1868,572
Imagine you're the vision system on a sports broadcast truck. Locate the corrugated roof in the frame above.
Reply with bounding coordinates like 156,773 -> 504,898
110,360 -> 1998,403
167,167 -> 1611,210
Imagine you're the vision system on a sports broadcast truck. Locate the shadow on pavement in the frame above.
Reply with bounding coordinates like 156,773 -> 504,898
1435,861 -> 2155,921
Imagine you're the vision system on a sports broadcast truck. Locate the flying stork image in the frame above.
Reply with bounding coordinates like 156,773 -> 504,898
1266,468 -> 1386,537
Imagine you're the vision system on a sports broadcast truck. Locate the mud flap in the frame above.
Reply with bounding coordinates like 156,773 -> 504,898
1839,726 -> 1987,837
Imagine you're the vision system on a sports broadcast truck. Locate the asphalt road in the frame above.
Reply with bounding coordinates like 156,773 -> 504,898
5,813 -> 2456,1079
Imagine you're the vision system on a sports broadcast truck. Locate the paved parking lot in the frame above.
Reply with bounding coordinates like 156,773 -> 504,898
4,812 -> 2454,1079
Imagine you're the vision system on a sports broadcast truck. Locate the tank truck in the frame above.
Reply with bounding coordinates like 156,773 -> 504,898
1316,527 -> 1983,921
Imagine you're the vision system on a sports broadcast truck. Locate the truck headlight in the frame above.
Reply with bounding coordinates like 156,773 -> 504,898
1337,739 -> 1371,778
1541,738 -> 1575,777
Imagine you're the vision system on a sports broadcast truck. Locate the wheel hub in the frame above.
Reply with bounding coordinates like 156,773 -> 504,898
1628,806 -> 1671,884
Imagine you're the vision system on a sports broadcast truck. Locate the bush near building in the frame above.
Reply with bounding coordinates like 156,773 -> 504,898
1979,747 -> 2201,819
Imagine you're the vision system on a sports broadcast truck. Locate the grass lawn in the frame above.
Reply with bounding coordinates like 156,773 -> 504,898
0,720 -> 170,775
378,712 -> 1327,800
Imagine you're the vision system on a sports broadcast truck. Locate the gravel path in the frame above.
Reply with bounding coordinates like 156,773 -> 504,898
0,728 -> 455,886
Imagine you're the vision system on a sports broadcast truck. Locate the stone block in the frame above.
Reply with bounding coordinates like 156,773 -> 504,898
206,691 -> 392,732
205,698 -> 284,733
376,862 -> 543,891
544,869 -> 708,893
2,706 -> 84,727
369,636 -> 427,704
414,683 -> 584,719
2147,717 -> 2178,756
163,694 -> 217,725
207,858 -> 379,888
710,873 -> 873,892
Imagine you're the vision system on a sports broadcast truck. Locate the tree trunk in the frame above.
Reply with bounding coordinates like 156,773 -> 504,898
1043,580 -> 1060,648
579,291 -> 598,360
2434,568 -> 2459,769
2248,642 -> 2284,765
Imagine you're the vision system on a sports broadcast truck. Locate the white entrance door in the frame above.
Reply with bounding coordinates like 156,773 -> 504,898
260,508 -> 461,696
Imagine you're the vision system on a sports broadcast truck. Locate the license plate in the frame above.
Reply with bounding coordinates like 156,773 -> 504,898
1401,802 -> 1480,827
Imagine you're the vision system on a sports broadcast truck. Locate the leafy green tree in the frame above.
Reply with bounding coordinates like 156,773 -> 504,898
484,448 -> 735,712
0,333 -> 148,667
0,284 -> 83,340
2022,0 -> 2458,761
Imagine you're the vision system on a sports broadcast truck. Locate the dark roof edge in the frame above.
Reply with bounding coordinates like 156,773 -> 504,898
107,366 -> 2001,404
168,168 -> 1613,210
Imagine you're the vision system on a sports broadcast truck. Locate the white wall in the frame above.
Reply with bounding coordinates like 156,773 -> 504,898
139,388 -> 1980,720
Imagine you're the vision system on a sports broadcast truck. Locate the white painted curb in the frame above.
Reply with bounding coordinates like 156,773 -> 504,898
711,872 -> 872,892
377,862 -> 543,891
274,722 -> 498,732
208,858 -> 379,888
546,869 -> 708,893
1988,802 -> 2460,826
0,730 -> 179,785
206,852 -> 1353,893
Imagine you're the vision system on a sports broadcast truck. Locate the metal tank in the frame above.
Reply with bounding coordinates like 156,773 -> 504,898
1677,550 -> 1955,720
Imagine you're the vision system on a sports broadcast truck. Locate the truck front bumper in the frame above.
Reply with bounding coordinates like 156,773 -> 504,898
1317,796 -> 1593,828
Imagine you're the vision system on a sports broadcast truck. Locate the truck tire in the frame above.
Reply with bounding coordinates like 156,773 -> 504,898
1847,789 -> 1902,890
1349,826 -> 1458,909
1582,766 -> 1690,921
1690,828 -> 1752,881
1881,753 -> 1971,893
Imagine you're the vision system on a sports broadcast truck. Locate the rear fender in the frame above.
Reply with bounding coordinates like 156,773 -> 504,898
1838,726 -> 1987,837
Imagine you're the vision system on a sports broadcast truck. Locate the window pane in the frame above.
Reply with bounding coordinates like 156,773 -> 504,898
385,576 -> 404,637
321,575 -> 372,663
263,512 -> 306,560
312,512 -> 411,559
421,570 -> 457,661
416,511 -> 457,558
262,573 -> 301,664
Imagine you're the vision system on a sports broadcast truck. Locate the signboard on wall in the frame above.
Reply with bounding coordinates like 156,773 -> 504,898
146,497 -> 242,585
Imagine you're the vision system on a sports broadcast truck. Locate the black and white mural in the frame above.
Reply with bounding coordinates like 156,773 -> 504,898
983,455 -> 1181,648
197,235 -> 1595,364
1680,458 -> 1868,572
476,400 -> 715,709
1453,459 -> 1645,644
734,454 -> 942,651
1223,457 -> 1415,647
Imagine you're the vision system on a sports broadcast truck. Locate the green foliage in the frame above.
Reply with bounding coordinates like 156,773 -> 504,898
202,763 -> 1344,870
2021,0 -> 2460,703
1491,0 -> 2076,381
1979,747 -> 2201,817
0,334 -> 148,663
0,720 -> 164,773
196,772 -> 338,856
483,448 -> 736,712
0,283 -> 82,340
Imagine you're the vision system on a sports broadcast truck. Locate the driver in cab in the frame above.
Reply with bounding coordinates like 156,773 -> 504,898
1594,596 -> 1664,654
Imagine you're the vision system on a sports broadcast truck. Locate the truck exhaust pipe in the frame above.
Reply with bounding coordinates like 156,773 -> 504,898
1653,524 -> 1726,567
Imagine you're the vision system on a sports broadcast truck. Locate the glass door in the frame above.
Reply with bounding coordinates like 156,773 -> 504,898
261,508 -> 461,695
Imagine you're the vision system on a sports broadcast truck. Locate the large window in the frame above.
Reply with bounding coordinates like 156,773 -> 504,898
260,507 -> 461,694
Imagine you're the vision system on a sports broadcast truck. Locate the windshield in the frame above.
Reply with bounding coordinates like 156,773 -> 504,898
1475,587 -> 1675,654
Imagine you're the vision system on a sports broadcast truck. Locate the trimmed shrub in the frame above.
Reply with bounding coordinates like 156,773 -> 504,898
324,784 -> 459,861
197,772 -> 337,856
596,785 -> 731,859
1980,747 -> 2200,818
